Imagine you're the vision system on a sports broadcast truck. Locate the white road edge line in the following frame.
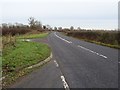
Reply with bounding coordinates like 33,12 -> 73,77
78,45 -> 107,59
61,76 -> 70,90
54,32 -> 72,44
54,60 -> 59,67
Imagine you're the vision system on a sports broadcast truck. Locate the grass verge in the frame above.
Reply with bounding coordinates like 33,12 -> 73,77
68,36 -> 120,49
2,41 -> 51,87
79,38 -> 120,49
17,32 -> 48,39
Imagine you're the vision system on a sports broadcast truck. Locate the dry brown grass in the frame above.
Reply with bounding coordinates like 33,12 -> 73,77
0,36 -> 2,51
2,35 -> 16,49
25,30 -> 46,35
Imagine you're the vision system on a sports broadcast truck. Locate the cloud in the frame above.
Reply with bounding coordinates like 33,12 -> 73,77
1,0 -> 118,29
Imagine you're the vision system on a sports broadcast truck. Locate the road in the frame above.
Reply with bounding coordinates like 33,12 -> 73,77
11,32 -> 118,88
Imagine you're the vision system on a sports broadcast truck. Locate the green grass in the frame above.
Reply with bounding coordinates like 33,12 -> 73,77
3,41 -> 51,76
91,41 -> 120,49
2,34 -> 51,87
0,56 -> 2,78
17,33 -> 48,39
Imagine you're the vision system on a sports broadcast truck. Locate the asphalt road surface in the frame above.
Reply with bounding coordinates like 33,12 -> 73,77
11,32 -> 118,88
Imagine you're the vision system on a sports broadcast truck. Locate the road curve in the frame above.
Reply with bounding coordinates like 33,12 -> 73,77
11,32 -> 118,88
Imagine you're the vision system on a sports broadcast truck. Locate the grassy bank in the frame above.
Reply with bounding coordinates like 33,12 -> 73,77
63,30 -> 120,49
3,41 -> 50,75
17,32 -> 48,39
0,57 -> 1,78
0,36 -> 2,79
77,38 -> 120,49
2,32 -> 51,87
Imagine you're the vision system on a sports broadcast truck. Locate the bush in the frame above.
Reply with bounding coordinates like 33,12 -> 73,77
64,30 -> 119,46
2,28 -> 31,36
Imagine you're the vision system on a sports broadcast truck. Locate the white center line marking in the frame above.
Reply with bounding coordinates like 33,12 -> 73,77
54,32 -> 72,43
61,76 -> 70,90
54,60 -> 59,67
78,45 -> 107,59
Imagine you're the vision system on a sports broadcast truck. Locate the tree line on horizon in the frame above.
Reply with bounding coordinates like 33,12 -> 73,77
1,17 -> 53,36
1,17 -> 119,36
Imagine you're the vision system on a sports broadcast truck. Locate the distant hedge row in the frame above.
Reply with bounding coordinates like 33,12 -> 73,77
1,27 -> 46,36
64,30 -> 119,46
2,28 -> 32,36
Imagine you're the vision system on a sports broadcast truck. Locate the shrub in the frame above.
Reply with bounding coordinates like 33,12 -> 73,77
64,30 -> 119,46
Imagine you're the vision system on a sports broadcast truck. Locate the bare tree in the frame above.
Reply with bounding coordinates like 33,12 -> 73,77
70,26 -> 74,30
46,25 -> 51,30
35,21 -> 42,30
28,17 -> 42,30
28,17 -> 36,29
77,27 -> 81,30
58,27 -> 62,30
43,25 -> 46,30
54,27 -> 57,30
2,23 -> 8,29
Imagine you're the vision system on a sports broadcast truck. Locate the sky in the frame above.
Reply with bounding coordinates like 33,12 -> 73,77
0,0 -> 119,30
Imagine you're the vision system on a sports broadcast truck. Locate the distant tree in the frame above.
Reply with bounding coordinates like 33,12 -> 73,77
43,25 -> 46,29
54,27 -> 57,30
15,22 -> 19,28
0,25 -> 1,35
2,23 -> 8,29
58,27 -> 62,30
8,23 -> 13,28
70,26 -> 74,30
28,17 -> 36,29
28,17 -> 42,30
35,21 -> 42,30
15,23 -> 24,28
46,24 -> 51,30
0,25 -> 2,29
77,27 -> 81,30
50,27 -> 53,30
12,25 -> 15,29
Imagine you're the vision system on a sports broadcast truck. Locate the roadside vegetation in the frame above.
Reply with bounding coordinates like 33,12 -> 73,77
2,37 -> 50,87
0,36 -> 2,79
18,32 -> 48,39
3,40 -> 50,76
1,16 -> 119,87
1,17 -> 51,87
60,29 -> 119,49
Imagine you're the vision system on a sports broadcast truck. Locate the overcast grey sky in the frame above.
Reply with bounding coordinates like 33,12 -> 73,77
1,0 -> 119,29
